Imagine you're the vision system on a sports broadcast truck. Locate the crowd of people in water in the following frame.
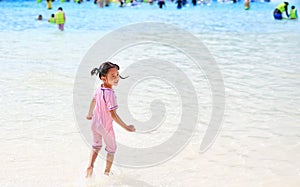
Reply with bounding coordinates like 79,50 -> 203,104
36,0 -> 274,9
273,1 -> 298,20
36,0 -> 297,31
37,4 -> 66,31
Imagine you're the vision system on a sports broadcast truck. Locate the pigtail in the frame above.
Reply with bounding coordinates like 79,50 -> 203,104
119,75 -> 128,79
91,68 -> 100,76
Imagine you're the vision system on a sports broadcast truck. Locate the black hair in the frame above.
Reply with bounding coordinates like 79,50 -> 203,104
91,61 -> 127,79
291,5 -> 295,9
284,2 -> 289,5
58,7 -> 63,11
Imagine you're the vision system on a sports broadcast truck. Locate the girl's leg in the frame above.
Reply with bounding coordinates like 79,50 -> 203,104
102,128 -> 116,175
58,24 -> 64,31
104,153 -> 114,175
86,148 -> 100,178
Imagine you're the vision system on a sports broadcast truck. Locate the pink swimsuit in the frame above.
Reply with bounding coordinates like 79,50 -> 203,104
91,86 -> 118,154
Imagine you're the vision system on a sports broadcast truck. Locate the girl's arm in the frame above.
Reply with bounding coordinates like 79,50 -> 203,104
110,110 -> 135,132
86,98 -> 96,120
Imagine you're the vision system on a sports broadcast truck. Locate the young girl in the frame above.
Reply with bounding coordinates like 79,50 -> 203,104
86,62 -> 135,178
55,7 -> 66,31
290,6 -> 298,20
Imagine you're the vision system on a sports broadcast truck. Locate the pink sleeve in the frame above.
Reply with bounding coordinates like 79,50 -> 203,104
93,88 -> 99,100
105,90 -> 118,111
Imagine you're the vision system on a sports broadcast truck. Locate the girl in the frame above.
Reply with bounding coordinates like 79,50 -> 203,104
86,62 -> 135,178
55,7 -> 66,31
290,6 -> 298,20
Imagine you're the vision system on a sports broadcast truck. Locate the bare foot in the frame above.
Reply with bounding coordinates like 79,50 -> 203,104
104,169 -> 110,176
86,166 -> 93,178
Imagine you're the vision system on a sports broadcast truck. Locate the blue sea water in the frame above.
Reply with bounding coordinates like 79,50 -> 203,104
0,0 -> 299,33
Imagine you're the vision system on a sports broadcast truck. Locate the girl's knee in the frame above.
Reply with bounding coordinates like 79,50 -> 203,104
93,148 -> 101,153
105,146 -> 116,154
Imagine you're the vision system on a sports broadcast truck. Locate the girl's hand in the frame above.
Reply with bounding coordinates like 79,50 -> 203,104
86,114 -> 93,120
127,125 -> 136,132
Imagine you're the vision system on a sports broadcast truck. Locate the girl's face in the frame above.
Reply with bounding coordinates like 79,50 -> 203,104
102,67 -> 120,88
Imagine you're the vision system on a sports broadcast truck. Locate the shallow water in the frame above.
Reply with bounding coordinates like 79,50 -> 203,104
1,0 -> 300,187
